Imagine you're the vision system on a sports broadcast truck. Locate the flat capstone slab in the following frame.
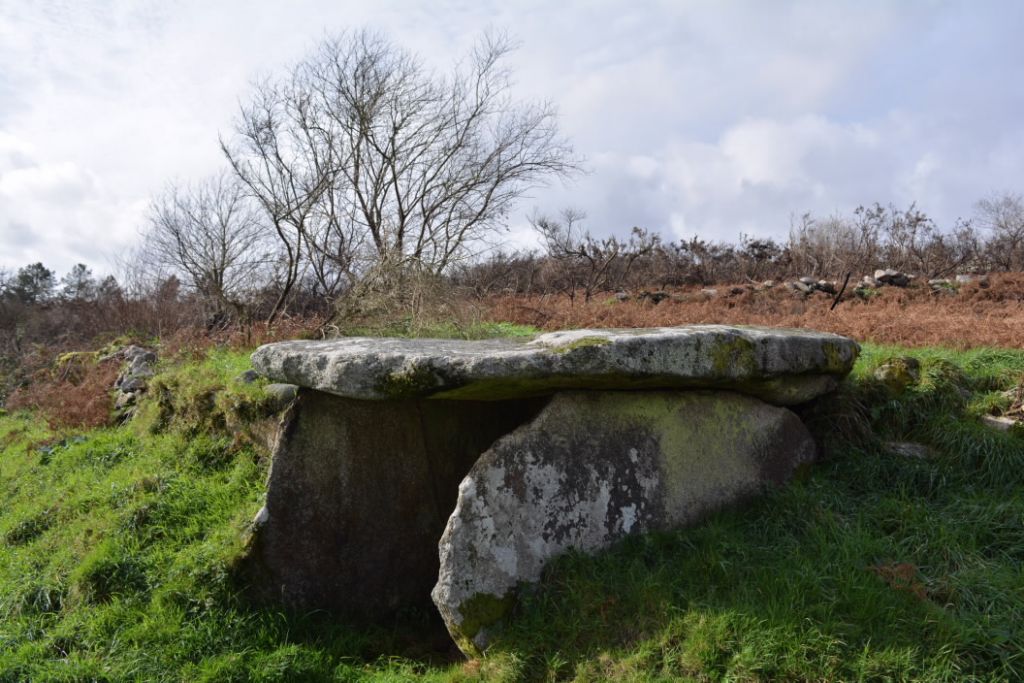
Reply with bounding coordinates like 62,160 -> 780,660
251,325 -> 859,406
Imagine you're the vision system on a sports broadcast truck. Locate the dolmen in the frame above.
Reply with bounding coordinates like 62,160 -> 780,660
248,325 -> 859,656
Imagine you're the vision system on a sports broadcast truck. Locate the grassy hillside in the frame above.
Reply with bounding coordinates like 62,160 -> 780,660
0,343 -> 1022,681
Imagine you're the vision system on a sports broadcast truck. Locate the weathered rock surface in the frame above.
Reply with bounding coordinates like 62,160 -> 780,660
874,357 -> 922,394
981,415 -> 1020,432
251,325 -> 858,406
246,390 -> 546,617
956,273 -> 990,287
874,269 -> 912,287
432,390 -> 817,656
112,345 -> 158,420
885,441 -> 938,460
263,383 -> 299,411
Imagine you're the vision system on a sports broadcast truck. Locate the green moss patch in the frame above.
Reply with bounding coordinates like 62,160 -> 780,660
549,335 -> 612,354
708,335 -> 757,376
376,366 -> 446,399
453,592 -> 516,658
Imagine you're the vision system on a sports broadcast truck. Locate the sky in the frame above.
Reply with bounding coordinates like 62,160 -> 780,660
1,0 -> 1023,275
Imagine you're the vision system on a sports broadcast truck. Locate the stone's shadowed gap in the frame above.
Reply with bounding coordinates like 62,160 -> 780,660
246,391 -> 547,617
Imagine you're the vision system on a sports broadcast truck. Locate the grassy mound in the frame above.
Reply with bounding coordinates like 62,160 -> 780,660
1,343 -> 1023,681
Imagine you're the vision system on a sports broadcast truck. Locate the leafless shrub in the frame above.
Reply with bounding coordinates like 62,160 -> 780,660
976,193 -> 1024,271
531,209 -> 659,302
142,171 -> 273,319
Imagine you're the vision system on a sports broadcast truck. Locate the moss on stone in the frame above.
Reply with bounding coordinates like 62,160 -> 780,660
376,366 -> 443,398
709,336 -> 757,377
874,357 -> 922,394
56,350 -> 99,367
454,591 -> 515,657
606,391 -> 809,522
549,336 -> 611,354
821,341 -> 857,373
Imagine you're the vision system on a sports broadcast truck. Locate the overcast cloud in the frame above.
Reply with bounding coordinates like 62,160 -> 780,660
1,0 -> 1022,274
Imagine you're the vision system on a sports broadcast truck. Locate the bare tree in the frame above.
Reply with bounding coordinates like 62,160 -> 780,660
786,211 -> 879,278
223,29 -> 578,317
143,172 -> 271,318
976,193 -> 1024,271
222,70 -> 337,322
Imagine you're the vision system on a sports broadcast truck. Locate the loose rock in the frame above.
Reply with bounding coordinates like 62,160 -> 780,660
263,383 -> 299,411
112,345 -> 158,419
981,415 -> 1019,432
874,357 -> 921,393
236,369 -> 261,384
874,269 -> 911,287
956,273 -> 990,287
885,441 -> 938,460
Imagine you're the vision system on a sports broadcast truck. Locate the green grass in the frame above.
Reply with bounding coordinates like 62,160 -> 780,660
1,343 -> 1023,681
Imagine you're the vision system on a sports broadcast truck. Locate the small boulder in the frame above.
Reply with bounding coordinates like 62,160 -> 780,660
789,280 -> 813,294
129,366 -> 155,380
874,357 -> 921,393
928,279 -> 957,295
874,269 -> 911,287
639,291 -> 669,304
264,383 -> 299,410
237,369 -> 261,384
956,274 -> 989,287
885,441 -> 938,460
114,392 -> 137,410
119,377 -> 147,393
981,415 -> 1019,432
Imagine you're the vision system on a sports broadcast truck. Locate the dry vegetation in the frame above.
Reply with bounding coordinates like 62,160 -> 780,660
485,272 -> 1024,349
3,317 -> 322,429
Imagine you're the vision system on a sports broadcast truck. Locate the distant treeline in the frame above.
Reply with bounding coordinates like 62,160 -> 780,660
3,195 -> 1022,336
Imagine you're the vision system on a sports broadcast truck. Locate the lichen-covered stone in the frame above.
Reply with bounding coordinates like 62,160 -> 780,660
432,390 -> 817,656
263,383 -> 298,411
251,325 -> 858,406
874,357 -> 921,393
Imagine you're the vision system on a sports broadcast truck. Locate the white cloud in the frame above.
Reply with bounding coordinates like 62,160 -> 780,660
1,1 -> 1023,272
